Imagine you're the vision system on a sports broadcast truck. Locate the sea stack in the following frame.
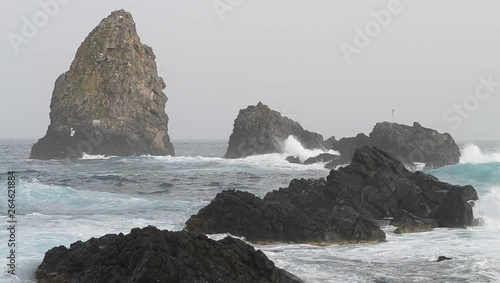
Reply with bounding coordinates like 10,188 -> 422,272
30,10 -> 174,159
225,102 -> 324,158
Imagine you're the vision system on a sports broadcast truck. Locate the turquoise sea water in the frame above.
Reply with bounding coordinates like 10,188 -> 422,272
0,139 -> 499,282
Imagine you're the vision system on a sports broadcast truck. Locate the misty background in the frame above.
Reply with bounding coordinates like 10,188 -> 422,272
1,0 -> 500,141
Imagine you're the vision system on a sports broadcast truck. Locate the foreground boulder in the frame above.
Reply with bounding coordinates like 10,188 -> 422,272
31,10 -> 174,160
225,102 -> 323,158
36,226 -> 302,283
328,122 -> 460,168
186,189 -> 386,245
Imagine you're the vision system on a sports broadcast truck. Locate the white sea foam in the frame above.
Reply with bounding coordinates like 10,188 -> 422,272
81,153 -> 115,160
147,136 -> 338,170
281,136 -> 339,162
460,144 -> 500,164
474,186 -> 500,231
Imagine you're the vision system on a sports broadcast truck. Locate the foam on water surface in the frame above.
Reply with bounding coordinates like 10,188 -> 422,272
460,143 -> 500,164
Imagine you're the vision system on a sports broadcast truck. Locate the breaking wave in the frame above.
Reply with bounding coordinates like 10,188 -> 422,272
460,144 -> 500,164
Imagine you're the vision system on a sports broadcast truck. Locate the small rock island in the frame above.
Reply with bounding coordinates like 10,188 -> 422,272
30,10 -> 174,160
327,122 -> 460,169
225,102 -> 324,159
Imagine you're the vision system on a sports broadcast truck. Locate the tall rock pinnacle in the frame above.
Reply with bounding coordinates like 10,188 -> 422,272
30,10 -> 175,159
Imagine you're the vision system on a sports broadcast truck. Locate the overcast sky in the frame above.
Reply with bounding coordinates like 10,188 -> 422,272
1,1 -> 500,141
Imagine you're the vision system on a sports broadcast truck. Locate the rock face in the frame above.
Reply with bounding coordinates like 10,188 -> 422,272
225,102 -> 324,159
30,10 -> 174,160
36,226 -> 302,283
328,122 -> 460,168
187,147 -> 477,244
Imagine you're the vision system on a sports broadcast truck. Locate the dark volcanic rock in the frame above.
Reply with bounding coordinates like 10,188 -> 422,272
329,122 -> 460,168
187,147 -> 476,245
322,136 -> 337,149
329,133 -> 371,164
390,210 -> 432,234
436,256 -> 453,262
438,191 -> 474,228
185,190 -> 386,245
327,147 -> 477,227
303,153 -> 341,165
225,102 -> 324,159
286,156 -> 302,164
36,226 -> 302,283
30,10 -> 174,160
369,122 -> 460,168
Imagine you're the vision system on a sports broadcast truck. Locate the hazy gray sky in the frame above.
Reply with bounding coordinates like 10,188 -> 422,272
1,1 -> 500,141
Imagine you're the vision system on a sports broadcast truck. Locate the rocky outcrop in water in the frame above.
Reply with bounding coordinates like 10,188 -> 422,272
185,189 -> 386,245
327,147 -> 477,226
30,10 -> 174,160
302,153 -> 340,165
327,122 -> 460,168
187,147 -> 477,244
36,226 -> 302,283
225,102 -> 324,159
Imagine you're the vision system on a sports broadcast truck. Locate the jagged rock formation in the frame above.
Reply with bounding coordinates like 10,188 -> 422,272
327,147 -> 477,225
327,122 -> 460,169
36,226 -> 302,283
30,10 -> 174,160
187,147 -> 477,244
225,102 -> 324,159
185,189 -> 386,245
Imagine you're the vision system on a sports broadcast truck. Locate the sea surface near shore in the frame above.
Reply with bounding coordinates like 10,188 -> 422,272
0,139 -> 499,282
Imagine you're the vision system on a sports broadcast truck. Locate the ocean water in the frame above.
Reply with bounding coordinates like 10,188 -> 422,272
0,138 -> 499,283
